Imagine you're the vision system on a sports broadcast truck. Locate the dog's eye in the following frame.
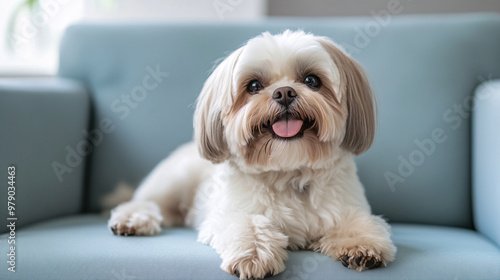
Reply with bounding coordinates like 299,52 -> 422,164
304,75 -> 321,89
247,80 -> 263,94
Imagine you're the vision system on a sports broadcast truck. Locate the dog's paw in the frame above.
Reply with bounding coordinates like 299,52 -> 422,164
311,212 -> 396,271
335,242 -> 396,272
217,215 -> 288,279
108,200 -> 163,236
339,249 -> 382,271
221,252 -> 286,280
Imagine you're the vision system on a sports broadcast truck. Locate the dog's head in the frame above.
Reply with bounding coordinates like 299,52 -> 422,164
194,30 -> 375,171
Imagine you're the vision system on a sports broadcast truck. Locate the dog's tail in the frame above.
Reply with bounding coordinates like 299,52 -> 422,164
100,182 -> 135,216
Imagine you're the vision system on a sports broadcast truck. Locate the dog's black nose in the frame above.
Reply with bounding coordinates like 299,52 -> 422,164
272,86 -> 297,107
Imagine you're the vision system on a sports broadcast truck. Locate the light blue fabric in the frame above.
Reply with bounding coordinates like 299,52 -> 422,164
57,14 -> 500,227
473,80 -> 500,247
1,215 -> 499,280
0,78 -> 89,233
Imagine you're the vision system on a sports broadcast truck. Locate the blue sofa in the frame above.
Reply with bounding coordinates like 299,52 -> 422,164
1,13 -> 500,280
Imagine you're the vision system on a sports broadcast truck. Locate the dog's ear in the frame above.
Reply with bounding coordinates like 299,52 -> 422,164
194,47 -> 243,163
317,37 -> 376,155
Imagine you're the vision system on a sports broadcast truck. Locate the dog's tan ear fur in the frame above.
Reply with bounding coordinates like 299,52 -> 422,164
318,37 -> 376,155
194,47 -> 243,163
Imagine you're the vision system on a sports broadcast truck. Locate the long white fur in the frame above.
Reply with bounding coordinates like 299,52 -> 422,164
108,30 -> 396,279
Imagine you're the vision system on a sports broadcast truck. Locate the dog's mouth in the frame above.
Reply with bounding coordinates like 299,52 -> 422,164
262,113 -> 314,140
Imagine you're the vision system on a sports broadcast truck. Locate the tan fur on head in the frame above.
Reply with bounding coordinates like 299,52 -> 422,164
317,37 -> 376,155
194,47 -> 244,163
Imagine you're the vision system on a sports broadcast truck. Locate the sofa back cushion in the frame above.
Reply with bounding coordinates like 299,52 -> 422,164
59,14 -> 500,228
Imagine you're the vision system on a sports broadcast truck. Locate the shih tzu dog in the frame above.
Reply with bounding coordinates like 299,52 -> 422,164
108,30 -> 396,279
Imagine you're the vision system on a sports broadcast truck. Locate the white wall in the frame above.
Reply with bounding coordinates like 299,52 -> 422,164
84,0 -> 266,21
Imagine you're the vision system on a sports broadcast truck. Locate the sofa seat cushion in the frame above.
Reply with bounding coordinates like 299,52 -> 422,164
1,215 -> 499,280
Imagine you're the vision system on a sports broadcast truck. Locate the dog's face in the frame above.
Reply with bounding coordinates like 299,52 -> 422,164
194,31 -> 375,171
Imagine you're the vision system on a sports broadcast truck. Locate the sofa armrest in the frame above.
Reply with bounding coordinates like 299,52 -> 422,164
473,80 -> 500,247
0,78 -> 90,233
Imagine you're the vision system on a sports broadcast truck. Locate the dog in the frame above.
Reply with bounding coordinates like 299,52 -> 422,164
108,30 -> 396,279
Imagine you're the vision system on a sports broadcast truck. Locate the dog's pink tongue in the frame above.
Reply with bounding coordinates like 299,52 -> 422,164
272,119 -> 303,138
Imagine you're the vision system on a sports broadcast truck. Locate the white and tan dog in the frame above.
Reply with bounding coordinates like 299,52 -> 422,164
108,30 -> 396,279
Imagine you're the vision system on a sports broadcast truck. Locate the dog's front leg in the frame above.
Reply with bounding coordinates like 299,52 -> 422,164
311,209 -> 396,271
199,213 -> 289,279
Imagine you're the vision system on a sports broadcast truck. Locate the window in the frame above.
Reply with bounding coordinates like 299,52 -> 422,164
0,0 -> 84,76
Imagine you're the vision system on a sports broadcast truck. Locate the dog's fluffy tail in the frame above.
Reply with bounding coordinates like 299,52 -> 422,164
100,182 -> 135,216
